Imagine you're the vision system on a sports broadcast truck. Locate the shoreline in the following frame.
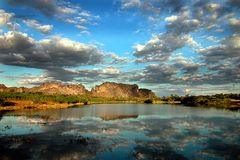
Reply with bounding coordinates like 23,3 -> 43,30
0,99 -> 239,112
0,100 -> 85,111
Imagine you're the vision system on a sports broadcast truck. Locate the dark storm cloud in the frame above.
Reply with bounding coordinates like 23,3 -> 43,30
7,0 -> 57,16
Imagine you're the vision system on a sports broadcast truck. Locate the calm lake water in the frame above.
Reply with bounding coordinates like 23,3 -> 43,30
0,104 -> 240,160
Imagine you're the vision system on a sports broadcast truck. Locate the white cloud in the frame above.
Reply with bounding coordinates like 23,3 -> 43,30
229,18 -> 240,33
206,36 -> 217,42
205,3 -> 220,12
57,6 -> 78,14
23,19 -> 53,34
121,0 -> 142,9
18,74 -> 54,85
165,9 -> 201,34
164,15 -> 178,22
0,9 -> 14,26
134,33 -> 198,62
0,31 -> 104,80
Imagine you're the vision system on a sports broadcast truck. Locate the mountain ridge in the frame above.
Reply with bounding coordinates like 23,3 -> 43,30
0,82 -> 156,98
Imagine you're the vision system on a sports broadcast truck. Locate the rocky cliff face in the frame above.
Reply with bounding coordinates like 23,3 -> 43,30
29,83 -> 88,95
0,82 -> 156,98
0,84 -> 7,92
91,82 -> 156,98
138,89 -> 156,98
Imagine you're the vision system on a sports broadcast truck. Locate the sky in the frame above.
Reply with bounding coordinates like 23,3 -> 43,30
0,0 -> 239,96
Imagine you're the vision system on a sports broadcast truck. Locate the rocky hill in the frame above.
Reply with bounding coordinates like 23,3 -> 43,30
29,83 -> 88,95
0,82 -> 156,98
0,84 -> 7,92
91,82 -> 156,98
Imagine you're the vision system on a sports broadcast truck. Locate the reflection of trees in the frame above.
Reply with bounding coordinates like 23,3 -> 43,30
101,115 -> 138,121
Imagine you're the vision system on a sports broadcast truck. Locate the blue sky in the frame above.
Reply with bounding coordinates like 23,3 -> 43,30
0,0 -> 239,96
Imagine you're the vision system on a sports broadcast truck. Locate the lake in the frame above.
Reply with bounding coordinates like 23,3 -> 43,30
0,104 -> 240,160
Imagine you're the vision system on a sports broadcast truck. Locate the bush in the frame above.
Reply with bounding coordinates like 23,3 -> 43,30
0,92 -> 88,104
144,99 -> 153,104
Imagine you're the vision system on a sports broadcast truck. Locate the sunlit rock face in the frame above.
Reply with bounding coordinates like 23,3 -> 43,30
29,83 -> 88,95
138,89 -> 156,98
0,84 -> 7,92
91,82 -> 156,98
0,82 -> 156,98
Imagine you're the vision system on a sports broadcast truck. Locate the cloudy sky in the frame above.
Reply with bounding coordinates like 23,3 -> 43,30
0,0 -> 239,96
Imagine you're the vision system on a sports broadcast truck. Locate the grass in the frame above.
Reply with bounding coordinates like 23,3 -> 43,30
0,92 -> 239,111
0,92 -> 88,104
0,92 -> 151,105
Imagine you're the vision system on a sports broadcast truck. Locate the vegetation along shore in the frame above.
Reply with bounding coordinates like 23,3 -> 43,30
0,82 -> 239,111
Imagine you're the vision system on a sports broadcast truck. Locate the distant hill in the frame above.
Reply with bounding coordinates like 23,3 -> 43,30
0,82 -> 156,98
91,82 -> 155,98
29,83 -> 88,95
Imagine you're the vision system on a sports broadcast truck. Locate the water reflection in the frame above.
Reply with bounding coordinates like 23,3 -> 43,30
101,115 -> 138,121
0,104 -> 240,160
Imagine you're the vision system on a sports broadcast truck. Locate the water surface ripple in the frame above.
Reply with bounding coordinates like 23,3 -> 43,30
0,104 -> 239,160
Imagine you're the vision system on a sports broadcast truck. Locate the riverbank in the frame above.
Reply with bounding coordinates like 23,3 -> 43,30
0,99 -> 85,111
1,99 -> 239,112
0,92 -> 240,111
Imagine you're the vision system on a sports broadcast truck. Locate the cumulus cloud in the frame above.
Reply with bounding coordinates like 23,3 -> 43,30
0,9 -> 13,26
171,55 -> 201,74
106,53 -> 130,64
121,0 -> 185,14
0,9 -> 19,30
165,9 -> 201,34
42,66 -> 124,84
18,67 -> 122,86
59,8 -> 99,35
0,31 -> 130,83
156,83 -> 239,96
18,74 -> 54,85
181,67 -> 240,85
130,60 -> 239,85
134,33 -> 198,62
129,63 -> 177,83
199,35 -> 240,63
121,0 -> 142,9
0,31 -> 105,81
124,0 -> 239,90
206,36 -> 218,42
6,0 -> 99,34
6,0 -> 57,16
23,19 -> 53,34
0,31 -> 104,68
228,18 -> 240,33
